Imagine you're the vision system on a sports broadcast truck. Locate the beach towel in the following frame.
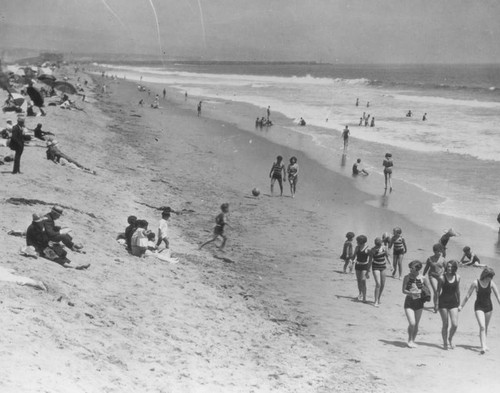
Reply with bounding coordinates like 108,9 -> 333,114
0,266 -> 47,291
154,249 -> 179,264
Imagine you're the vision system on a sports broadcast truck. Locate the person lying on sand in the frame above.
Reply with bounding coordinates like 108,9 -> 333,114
46,139 -> 96,174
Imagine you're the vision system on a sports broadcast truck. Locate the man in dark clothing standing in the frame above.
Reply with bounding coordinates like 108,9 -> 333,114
10,117 -> 25,174
43,206 -> 83,252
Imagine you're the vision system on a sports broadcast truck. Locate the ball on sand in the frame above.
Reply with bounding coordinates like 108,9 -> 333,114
252,188 -> 260,197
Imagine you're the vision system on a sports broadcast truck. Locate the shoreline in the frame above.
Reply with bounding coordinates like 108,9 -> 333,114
1,66 -> 499,392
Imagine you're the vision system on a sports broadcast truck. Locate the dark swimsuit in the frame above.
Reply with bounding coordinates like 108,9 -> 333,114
404,276 -> 425,310
438,274 -> 460,309
355,246 -> 369,271
474,280 -> 493,313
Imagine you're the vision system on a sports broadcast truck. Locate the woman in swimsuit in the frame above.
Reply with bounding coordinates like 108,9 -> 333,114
369,237 -> 391,307
459,267 -> 500,354
402,260 -> 431,348
287,156 -> 299,198
383,153 -> 393,192
353,235 -> 370,302
437,260 -> 461,349
423,243 -> 446,312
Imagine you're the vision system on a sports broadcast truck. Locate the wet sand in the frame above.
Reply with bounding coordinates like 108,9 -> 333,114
0,67 -> 499,393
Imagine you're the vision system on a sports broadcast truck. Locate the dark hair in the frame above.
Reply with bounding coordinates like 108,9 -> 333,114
433,243 -> 443,253
408,260 -> 423,271
345,231 -> 355,240
127,215 -> 137,224
221,203 -> 229,211
463,246 -> 471,253
162,210 -> 171,218
356,235 -> 367,244
137,219 -> 148,229
277,155 -> 283,161
446,260 -> 459,274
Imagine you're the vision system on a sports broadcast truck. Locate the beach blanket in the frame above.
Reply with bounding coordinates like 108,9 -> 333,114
0,266 -> 47,291
153,249 -> 179,264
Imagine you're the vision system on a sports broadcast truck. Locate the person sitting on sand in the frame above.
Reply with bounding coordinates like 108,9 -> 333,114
131,219 -> 150,257
439,228 -> 457,258
156,208 -> 171,250
353,235 -> 370,302
340,232 -> 355,274
125,215 -> 138,253
437,260 -> 461,350
402,260 -> 431,348
26,212 -> 89,269
423,243 -> 446,312
406,110 -> 412,117
199,203 -> 231,251
269,155 -> 286,196
460,246 -> 486,267
287,156 -> 299,198
459,267 -> 500,354
43,206 -> 84,253
299,117 -> 306,126
370,117 -> 375,127
32,123 -> 53,141
352,158 -> 369,176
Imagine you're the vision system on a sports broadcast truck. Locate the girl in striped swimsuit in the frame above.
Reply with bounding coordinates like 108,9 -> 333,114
390,227 -> 407,280
370,237 -> 391,307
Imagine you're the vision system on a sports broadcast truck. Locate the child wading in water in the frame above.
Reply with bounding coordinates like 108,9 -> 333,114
340,232 -> 355,273
199,203 -> 231,250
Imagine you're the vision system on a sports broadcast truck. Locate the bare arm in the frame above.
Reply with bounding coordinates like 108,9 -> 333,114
491,282 -> 500,306
402,275 -> 411,295
423,259 -> 430,276
459,281 -> 477,310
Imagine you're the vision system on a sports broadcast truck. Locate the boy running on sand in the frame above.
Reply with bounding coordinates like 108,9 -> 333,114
200,203 -> 231,250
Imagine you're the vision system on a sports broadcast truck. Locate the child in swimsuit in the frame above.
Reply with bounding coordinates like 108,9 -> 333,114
353,235 -> 370,302
460,267 -> 500,354
340,232 -> 355,273
390,227 -> 407,279
287,156 -> 299,198
199,203 -> 231,250
460,246 -> 485,267
369,237 -> 391,307
423,243 -> 445,312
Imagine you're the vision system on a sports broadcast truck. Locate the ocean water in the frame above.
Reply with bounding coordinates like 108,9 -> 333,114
99,62 -> 500,243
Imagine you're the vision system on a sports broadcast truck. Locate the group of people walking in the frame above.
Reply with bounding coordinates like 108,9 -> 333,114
340,226 -> 500,353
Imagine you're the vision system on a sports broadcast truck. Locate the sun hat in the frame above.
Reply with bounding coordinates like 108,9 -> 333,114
52,205 -> 63,215
32,213 -> 44,222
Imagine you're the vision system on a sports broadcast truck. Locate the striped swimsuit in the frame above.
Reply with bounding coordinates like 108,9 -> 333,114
371,246 -> 388,271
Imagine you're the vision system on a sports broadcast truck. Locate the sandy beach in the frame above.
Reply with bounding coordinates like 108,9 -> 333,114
1,66 -> 499,393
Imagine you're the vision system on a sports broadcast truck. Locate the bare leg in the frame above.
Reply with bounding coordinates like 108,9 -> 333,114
430,276 -> 439,312
199,235 -> 218,249
439,308 -> 450,349
373,269 -> 381,306
448,308 -> 459,348
405,308 -> 417,347
475,310 -> 489,353
218,234 -> 227,250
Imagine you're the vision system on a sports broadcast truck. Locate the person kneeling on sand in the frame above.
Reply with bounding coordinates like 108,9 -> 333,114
131,219 -> 151,257
27,213 -> 89,269
43,206 -> 84,253
460,246 -> 486,267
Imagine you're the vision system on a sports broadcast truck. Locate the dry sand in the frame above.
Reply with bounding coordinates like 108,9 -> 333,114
0,67 -> 498,393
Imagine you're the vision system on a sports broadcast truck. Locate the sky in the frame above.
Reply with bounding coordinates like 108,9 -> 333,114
1,0 -> 500,63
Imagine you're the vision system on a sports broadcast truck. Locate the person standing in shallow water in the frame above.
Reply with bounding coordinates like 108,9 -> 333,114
383,153 -> 393,192
197,101 -> 202,116
342,125 -> 350,151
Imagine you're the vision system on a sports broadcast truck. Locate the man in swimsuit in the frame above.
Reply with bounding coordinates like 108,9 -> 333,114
269,155 -> 286,196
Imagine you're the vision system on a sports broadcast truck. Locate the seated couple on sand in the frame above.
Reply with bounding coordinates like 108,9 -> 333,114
25,206 -> 89,269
